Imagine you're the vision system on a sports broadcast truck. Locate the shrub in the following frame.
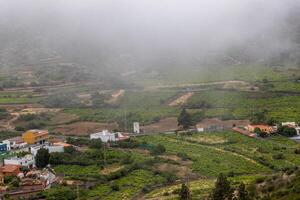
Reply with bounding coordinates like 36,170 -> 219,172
159,171 -> 178,184
294,149 -> 300,154
255,177 -> 266,184
111,184 -> 120,191
150,144 -> 166,155
15,126 -> 25,131
177,152 -> 191,161
278,126 -> 297,137
272,153 -> 285,160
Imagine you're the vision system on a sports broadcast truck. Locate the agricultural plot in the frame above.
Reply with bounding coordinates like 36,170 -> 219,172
131,65 -> 287,87
65,90 -> 179,126
136,134 -> 270,177
137,132 -> 300,177
87,169 -> 166,200
187,90 -> 300,122
145,174 -> 263,199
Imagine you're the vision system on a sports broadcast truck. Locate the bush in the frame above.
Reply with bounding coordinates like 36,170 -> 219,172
150,144 -> 166,155
15,126 -> 25,131
177,152 -> 191,161
111,138 -> 140,148
159,171 -> 178,183
19,114 -> 37,121
255,177 -> 266,184
64,146 -> 76,154
272,153 -> 285,160
111,184 -> 120,191
89,139 -> 103,149
278,126 -> 297,137
295,149 -> 300,154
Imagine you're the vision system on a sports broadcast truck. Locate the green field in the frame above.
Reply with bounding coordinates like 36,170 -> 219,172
87,169 -> 165,200
47,130 -> 300,199
65,90 -> 179,126
187,90 -> 300,122
130,65 -> 288,86
137,133 -> 300,176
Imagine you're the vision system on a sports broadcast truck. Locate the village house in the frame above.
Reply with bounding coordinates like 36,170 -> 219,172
30,143 -> 65,156
4,154 -> 35,168
22,130 -> 49,145
0,165 -> 21,177
90,130 -> 129,142
3,136 -> 27,150
247,124 -> 276,134
196,118 -> 250,132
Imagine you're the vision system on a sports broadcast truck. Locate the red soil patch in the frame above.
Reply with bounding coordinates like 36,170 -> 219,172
142,117 -> 178,133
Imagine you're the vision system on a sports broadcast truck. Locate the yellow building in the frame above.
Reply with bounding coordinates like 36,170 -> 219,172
22,130 -> 49,145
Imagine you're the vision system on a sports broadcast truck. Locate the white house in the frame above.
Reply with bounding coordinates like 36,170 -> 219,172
282,122 -> 297,127
4,154 -> 35,167
90,130 -> 129,143
3,137 -> 27,150
30,144 -> 64,156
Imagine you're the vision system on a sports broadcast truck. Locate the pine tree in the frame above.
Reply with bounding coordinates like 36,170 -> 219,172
211,173 -> 233,200
180,183 -> 192,200
178,108 -> 192,129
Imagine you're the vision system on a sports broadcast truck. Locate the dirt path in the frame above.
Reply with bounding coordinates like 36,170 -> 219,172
147,80 -> 257,91
169,92 -> 194,106
107,89 -> 125,105
3,112 -> 20,130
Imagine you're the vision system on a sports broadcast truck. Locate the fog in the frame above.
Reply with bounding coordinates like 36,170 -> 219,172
0,0 -> 299,71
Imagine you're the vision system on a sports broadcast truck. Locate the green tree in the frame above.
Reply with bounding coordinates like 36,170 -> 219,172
89,139 -> 103,149
211,173 -> 233,200
180,183 -> 192,200
237,183 -> 249,200
250,109 -> 268,124
64,146 -> 76,154
277,126 -> 297,137
35,148 -> 50,169
178,108 -> 193,129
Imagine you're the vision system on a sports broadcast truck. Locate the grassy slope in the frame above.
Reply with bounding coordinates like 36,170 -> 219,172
136,132 -> 300,199
65,90 -> 179,125
188,90 -> 300,121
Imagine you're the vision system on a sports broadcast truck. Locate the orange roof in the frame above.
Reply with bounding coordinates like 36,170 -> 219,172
1,165 -> 20,173
24,130 -> 49,137
53,142 -> 71,147
249,125 -> 273,129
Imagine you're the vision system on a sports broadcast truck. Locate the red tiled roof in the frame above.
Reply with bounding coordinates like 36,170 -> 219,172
1,165 -> 20,173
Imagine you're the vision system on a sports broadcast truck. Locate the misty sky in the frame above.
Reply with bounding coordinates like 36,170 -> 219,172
0,0 -> 299,70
